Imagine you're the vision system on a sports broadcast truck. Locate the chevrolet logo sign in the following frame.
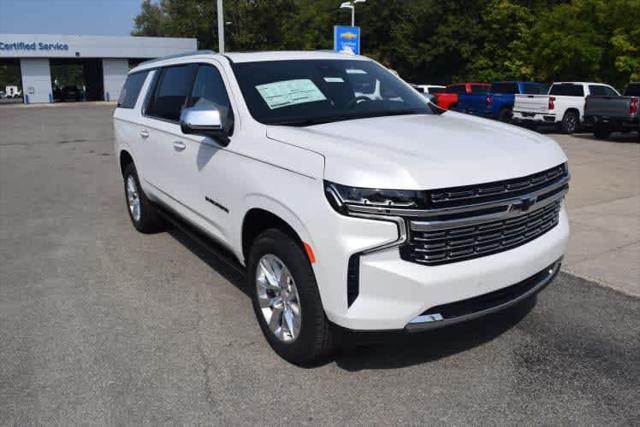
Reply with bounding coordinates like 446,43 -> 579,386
511,196 -> 537,212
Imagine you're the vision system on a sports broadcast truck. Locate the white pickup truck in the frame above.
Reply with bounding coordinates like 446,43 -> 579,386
512,82 -> 619,133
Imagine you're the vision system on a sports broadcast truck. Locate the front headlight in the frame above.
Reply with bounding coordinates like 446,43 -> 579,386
324,181 -> 423,215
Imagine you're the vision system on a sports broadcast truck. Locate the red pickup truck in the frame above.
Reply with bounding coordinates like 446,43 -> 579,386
434,83 -> 490,110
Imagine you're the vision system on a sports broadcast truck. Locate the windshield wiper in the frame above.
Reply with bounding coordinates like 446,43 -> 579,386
268,110 -> 425,127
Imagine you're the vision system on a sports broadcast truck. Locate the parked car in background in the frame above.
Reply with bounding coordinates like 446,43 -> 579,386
417,85 -> 446,95
114,51 -> 569,364
447,83 -> 491,114
483,81 -> 550,122
415,84 -> 445,103
5,85 -> 21,98
60,86 -> 83,102
512,82 -> 619,134
412,84 -> 446,103
0,90 -> 5,99
433,83 -> 489,110
584,82 -> 639,139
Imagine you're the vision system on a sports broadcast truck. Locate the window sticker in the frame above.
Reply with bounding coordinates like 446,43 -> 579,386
346,68 -> 367,74
324,77 -> 345,83
256,79 -> 327,110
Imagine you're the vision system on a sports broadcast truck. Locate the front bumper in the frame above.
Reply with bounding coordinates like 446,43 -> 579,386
405,258 -> 561,331
327,208 -> 569,331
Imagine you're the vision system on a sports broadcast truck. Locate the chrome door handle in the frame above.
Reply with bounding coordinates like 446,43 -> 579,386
139,129 -> 149,138
173,140 -> 187,151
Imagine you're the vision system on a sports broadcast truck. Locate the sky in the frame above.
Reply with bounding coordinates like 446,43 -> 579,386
0,0 -> 142,36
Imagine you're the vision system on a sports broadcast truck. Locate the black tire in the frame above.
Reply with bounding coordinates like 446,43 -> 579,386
122,162 -> 163,233
561,110 -> 579,134
593,123 -> 611,140
248,228 -> 333,365
498,108 -> 512,123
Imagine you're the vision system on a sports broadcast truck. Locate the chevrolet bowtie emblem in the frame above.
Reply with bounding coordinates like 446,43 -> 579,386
512,196 -> 537,212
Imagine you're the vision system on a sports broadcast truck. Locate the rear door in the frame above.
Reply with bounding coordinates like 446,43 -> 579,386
113,69 -> 151,174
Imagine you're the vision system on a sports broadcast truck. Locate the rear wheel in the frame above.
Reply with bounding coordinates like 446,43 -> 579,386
123,163 -> 163,233
593,123 -> 611,140
561,111 -> 579,134
248,229 -> 333,365
498,108 -> 512,123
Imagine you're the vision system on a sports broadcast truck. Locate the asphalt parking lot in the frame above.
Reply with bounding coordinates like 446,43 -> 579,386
1,104 -> 639,424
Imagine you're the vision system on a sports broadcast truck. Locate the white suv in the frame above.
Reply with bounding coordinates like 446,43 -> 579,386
114,51 -> 570,364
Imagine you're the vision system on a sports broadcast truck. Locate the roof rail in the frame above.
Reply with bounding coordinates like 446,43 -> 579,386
136,50 -> 216,67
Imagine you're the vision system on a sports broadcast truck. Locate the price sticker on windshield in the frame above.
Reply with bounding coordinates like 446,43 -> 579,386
256,79 -> 327,110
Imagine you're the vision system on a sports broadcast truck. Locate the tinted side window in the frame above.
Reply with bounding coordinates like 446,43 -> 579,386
550,84 -> 584,96
187,65 -> 234,130
589,85 -> 618,96
522,83 -> 550,95
471,85 -> 489,93
625,83 -> 640,96
146,64 -> 197,122
117,71 -> 149,109
490,83 -> 518,94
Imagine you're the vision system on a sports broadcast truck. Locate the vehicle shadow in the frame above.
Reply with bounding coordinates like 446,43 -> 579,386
164,218 -> 249,296
163,211 -> 536,370
572,132 -> 639,144
332,296 -> 535,371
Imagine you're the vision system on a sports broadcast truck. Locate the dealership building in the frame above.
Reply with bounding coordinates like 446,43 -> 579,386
0,33 -> 198,103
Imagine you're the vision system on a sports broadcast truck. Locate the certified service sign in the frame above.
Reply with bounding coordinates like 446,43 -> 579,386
0,41 -> 69,51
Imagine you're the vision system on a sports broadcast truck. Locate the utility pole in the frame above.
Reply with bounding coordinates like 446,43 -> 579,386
339,0 -> 365,27
217,0 -> 224,53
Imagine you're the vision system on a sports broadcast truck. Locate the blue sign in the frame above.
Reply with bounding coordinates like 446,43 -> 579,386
334,26 -> 360,55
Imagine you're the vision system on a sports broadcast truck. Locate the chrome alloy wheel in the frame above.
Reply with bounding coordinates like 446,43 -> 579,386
256,254 -> 302,342
126,175 -> 141,222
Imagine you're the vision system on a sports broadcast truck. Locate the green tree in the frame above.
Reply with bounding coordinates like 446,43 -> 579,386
465,0 -> 535,82
130,0 -> 639,86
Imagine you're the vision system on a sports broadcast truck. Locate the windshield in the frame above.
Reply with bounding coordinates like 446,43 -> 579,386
231,59 -> 433,126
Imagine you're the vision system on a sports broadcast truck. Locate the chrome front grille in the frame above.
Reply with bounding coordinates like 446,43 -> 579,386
428,163 -> 567,208
399,164 -> 569,266
400,200 -> 562,265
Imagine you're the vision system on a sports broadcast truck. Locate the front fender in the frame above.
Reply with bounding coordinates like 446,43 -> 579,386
234,193 -> 316,265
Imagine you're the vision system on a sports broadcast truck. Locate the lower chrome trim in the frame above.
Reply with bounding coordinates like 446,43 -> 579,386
405,258 -> 562,332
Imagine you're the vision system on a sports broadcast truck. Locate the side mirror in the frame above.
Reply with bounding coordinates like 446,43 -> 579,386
179,105 -> 231,145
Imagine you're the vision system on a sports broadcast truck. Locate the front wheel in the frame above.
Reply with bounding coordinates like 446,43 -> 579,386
248,229 -> 333,365
561,111 -> 579,134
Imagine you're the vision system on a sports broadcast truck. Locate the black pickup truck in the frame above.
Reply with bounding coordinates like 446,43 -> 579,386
584,82 -> 639,139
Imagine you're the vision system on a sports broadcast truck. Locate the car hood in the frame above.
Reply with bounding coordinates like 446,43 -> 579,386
265,111 -> 567,190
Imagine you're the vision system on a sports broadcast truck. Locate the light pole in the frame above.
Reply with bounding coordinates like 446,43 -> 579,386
339,0 -> 365,27
217,0 -> 224,53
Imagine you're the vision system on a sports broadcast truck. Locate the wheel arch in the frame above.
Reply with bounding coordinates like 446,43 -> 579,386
119,149 -> 134,177
239,197 -> 314,266
564,107 -> 580,119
